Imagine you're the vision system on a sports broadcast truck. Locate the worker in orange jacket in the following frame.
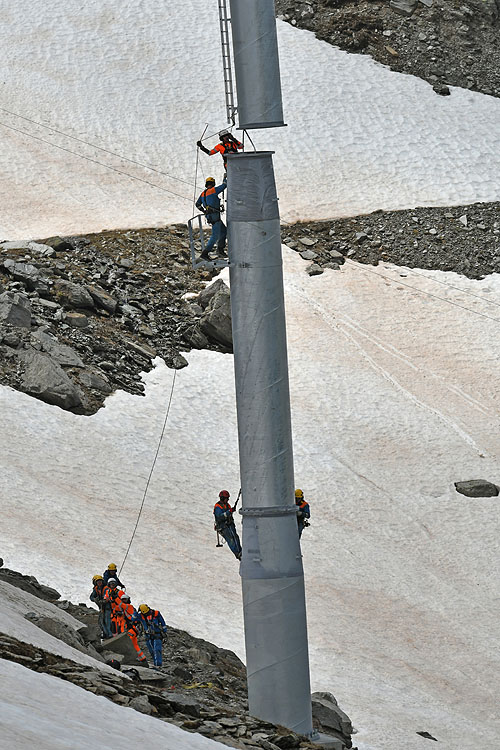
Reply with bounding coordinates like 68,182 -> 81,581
197,130 -> 243,169
104,578 -> 127,634
118,595 -> 147,663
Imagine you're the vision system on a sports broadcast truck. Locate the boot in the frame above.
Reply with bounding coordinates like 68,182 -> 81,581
217,247 -> 227,259
198,251 -> 211,263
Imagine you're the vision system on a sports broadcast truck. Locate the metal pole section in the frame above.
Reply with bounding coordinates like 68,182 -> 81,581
227,151 -> 313,736
229,0 -> 285,129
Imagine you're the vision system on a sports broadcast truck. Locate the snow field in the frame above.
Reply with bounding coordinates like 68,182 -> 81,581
0,1 -> 498,237
1,250 -> 500,749
0,659 -> 228,750
0,579 -> 116,670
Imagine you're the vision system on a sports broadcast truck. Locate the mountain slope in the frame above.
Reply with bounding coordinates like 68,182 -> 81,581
2,249 -> 500,749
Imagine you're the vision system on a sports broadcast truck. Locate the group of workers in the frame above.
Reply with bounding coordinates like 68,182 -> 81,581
195,129 -> 243,262
214,488 -> 311,561
90,564 -> 167,669
89,488 -> 310,664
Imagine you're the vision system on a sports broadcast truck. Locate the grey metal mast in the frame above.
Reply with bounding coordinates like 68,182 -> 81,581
225,0 -> 313,736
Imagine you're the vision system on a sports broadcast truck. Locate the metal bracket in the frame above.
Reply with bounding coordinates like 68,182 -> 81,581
240,505 -> 299,517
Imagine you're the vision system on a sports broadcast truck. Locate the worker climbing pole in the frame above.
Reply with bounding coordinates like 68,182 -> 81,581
213,489 -> 242,559
195,175 -> 228,262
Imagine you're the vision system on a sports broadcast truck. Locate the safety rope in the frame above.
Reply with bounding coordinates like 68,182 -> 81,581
344,259 -> 500,325
396,264 -> 500,310
0,105 -> 196,189
119,370 -> 177,576
279,218 -> 500,321
193,124 -> 209,213
193,147 -> 200,215
0,119 -> 193,203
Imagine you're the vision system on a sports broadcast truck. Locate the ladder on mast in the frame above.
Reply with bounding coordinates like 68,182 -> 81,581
218,0 -> 237,125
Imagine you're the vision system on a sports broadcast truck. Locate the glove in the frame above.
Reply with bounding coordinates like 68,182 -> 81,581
196,140 -> 202,148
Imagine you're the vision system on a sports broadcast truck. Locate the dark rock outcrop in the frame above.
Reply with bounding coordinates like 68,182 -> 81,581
454,479 -> 499,497
1,564 -> 356,749
275,0 -> 500,99
0,568 -> 61,601
282,201 -> 500,281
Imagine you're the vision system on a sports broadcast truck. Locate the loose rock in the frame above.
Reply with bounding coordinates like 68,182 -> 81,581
454,479 -> 499,498
17,349 -> 83,409
0,291 -> 31,328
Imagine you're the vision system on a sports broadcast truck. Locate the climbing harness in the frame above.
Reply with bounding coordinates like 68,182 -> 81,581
215,488 -> 241,549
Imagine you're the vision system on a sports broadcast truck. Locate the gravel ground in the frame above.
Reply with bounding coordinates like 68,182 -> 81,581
282,200 -> 500,278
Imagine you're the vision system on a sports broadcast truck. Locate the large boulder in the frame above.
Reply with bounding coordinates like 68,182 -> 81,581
197,278 -> 228,310
389,0 -> 418,16
200,287 -> 232,350
17,349 -> 83,409
39,236 -> 74,252
311,691 -> 353,739
0,291 -> 31,328
129,695 -> 153,715
454,480 -> 499,498
101,631 -> 142,665
160,691 -> 200,717
78,369 -> 112,394
54,279 -> 94,309
183,323 -> 209,350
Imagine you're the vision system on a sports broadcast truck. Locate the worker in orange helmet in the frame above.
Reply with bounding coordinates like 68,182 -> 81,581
197,129 -> 243,169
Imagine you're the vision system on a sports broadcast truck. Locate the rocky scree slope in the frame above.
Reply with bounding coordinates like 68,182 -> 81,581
0,563 -> 356,750
1,200 -> 498,415
282,201 -> 500,278
0,228 -> 232,415
275,0 -> 500,97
